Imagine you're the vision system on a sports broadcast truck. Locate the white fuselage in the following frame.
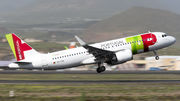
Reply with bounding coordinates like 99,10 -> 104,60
9,32 -> 176,69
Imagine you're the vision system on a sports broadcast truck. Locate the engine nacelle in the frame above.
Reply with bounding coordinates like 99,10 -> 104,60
107,49 -> 133,65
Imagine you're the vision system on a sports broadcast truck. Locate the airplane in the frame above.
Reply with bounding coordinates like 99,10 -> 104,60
64,42 -> 76,50
5,32 -> 176,73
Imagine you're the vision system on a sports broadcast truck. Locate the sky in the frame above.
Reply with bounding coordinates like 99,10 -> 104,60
0,0 -> 180,14
0,0 -> 35,14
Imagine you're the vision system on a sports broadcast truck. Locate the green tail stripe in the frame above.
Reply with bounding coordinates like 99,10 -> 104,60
5,34 -> 17,59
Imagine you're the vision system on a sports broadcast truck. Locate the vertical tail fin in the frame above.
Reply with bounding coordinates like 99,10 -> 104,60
6,33 -> 40,61
69,42 -> 76,49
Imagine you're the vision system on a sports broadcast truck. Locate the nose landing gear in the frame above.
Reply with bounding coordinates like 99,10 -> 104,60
155,56 -> 159,60
153,50 -> 159,60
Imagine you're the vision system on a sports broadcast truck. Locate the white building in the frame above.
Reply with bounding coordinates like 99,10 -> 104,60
145,56 -> 180,70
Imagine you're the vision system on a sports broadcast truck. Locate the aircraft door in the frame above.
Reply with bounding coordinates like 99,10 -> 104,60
42,56 -> 48,67
150,33 -> 157,44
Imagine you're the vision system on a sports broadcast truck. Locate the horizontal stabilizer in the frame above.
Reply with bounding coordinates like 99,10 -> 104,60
14,62 -> 32,65
8,62 -> 32,68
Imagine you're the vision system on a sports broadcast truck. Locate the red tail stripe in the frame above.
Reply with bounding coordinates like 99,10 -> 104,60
12,34 -> 32,61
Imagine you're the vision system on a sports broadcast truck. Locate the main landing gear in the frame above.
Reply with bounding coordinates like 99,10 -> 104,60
153,50 -> 159,60
96,63 -> 106,73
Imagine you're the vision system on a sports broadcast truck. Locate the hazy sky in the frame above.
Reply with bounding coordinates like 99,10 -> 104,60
0,0 -> 179,14
157,0 -> 180,13
0,0 -> 180,18
0,0 -> 35,14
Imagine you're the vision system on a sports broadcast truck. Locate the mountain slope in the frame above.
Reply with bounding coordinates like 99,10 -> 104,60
2,0 -> 166,25
83,6 -> 180,45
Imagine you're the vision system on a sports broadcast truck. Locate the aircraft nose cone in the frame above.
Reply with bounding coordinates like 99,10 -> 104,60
169,36 -> 176,44
171,36 -> 176,44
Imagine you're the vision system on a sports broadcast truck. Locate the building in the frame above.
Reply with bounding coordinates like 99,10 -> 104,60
1,39 -> 7,42
24,38 -> 43,42
145,56 -> 180,70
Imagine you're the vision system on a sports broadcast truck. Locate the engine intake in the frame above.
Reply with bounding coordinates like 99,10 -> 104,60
107,49 -> 133,65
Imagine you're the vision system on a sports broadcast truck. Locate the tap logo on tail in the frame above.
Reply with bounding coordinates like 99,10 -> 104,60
6,34 -> 32,61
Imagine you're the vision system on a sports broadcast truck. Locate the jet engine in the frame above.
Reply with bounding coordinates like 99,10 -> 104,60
107,49 -> 133,65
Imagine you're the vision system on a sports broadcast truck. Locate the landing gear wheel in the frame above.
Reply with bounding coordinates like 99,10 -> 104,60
96,66 -> 106,73
155,56 -> 159,60
101,66 -> 106,72
96,67 -> 102,73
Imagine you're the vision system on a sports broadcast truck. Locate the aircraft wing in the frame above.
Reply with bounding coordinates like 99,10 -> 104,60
75,36 -> 115,60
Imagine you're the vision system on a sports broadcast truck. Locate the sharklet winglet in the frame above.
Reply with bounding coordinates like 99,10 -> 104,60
75,36 -> 86,46
64,46 -> 68,50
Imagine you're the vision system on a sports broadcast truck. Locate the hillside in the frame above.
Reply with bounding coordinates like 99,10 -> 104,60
1,0 -> 166,25
82,6 -> 180,46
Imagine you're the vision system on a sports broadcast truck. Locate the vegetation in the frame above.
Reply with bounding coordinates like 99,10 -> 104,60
0,73 -> 180,80
0,73 -> 179,100
0,42 -> 68,53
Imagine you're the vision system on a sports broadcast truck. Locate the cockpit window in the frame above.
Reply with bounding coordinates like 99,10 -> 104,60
162,34 -> 168,37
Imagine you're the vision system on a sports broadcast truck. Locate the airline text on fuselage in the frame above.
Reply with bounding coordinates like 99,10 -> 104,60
101,40 -> 124,48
